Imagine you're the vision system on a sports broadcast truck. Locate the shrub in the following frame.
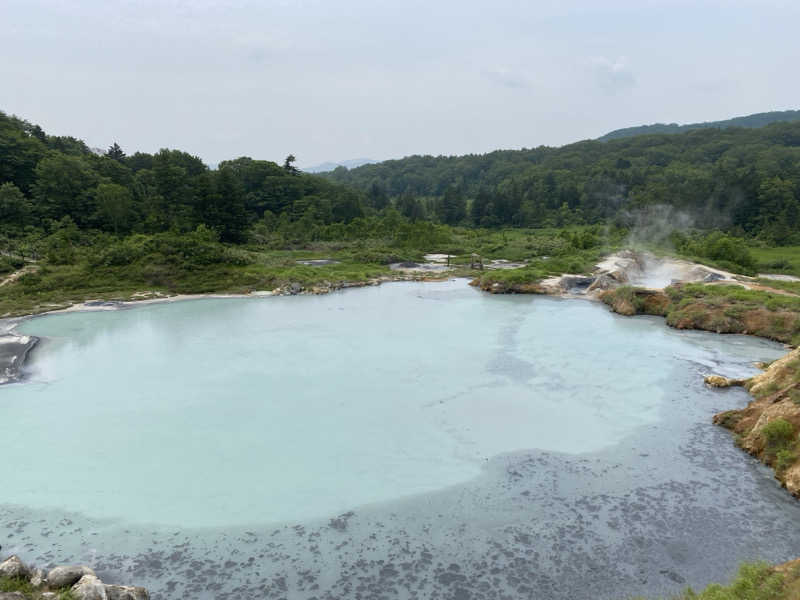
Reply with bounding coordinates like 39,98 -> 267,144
776,449 -> 798,473
761,418 -> 796,456
0,255 -> 24,275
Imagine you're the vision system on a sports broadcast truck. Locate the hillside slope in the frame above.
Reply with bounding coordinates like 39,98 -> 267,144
598,109 -> 800,141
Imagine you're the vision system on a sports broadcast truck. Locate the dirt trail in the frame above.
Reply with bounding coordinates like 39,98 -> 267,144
0,264 -> 38,288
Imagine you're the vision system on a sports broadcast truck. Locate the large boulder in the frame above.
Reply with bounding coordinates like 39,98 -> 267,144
0,556 -> 30,580
71,574 -> 108,600
105,584 -> 150,600
47,565 -> 96,589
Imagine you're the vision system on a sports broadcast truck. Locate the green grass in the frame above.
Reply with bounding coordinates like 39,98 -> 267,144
761,418 -> 797,460
671,284 -> 800,312
604,283 -> 800,345
0,226 -> 618,316
472,248 -> 606,289
0,576 -> 76,600
0,256 -> 395,317
750,246 -> 800,277
635,561 -> 795,600
757,278 -> 800,295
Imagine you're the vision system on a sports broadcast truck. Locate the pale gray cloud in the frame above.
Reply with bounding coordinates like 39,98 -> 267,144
587,56 -> 636,93
1,0 -> 799,167
483,67 -> 532,90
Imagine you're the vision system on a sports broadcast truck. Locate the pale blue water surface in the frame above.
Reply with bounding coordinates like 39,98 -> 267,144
2,280 -> 799,599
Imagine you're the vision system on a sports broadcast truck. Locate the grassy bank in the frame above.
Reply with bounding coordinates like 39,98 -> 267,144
470,249 -> 606,293
0,226 -> 618,317
751,246 -> 800,277
602,283 -> 800,346
0,252 -> 395,317
637,560 -> 800,600
1,575 -> 75,599
602,282 -> 800,493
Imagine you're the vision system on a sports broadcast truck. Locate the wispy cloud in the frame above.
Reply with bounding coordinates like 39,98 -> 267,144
483,66 -> 531,90
587,56 -> 635,92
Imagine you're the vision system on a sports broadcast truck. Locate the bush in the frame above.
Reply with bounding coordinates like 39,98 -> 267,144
761,418 -> 796,456
0,255 -> 24,275
776,449 -> 798,473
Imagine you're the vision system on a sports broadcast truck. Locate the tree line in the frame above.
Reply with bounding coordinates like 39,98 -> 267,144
3,109 -> 800,255
0,111 -> 365,245
326,121 -> 800,245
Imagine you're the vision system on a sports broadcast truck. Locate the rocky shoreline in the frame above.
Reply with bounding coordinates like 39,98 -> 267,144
0,554 -> 148,600
0,333 -> 38,385
710,346 -> 800,497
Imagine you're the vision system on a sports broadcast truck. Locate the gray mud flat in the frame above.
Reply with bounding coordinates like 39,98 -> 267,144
4,390 -> 800,600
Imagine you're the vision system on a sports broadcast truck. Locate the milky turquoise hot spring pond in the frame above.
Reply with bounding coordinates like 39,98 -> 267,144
0,279 -> 786,529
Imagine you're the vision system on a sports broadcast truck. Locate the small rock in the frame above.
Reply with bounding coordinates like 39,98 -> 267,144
0,556 -> 30,580
105,584 -> 150,600
30,567 -> 45,587
71,574 -> 108,600
0,593 -> 26,600
48,565 -> 96,589
705,375 -> 746,388
41,594 -> 58,600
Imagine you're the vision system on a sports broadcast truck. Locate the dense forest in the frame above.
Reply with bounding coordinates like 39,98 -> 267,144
2,109 -> 800,268
0,110 -> 366,245
326,120 -> 800,245
2,108 -> 800,313
597,109 -> 800,141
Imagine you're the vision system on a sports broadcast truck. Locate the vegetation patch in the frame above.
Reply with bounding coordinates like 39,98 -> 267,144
0,576 -> 75,599
636,561 -> 798,600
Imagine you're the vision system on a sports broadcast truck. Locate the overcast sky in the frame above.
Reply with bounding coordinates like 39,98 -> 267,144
2,0 -> 799,168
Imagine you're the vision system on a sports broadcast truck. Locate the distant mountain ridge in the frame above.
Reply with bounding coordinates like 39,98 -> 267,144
597,109 -> 800,141
304,158 -> 378,173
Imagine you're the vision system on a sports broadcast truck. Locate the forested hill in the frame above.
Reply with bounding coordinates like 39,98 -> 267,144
0,110 -> 365,243
324,121 -> 800,244
597,109 -> 800,141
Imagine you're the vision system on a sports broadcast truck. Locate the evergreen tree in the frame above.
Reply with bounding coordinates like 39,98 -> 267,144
438,186 -> 466,225
106,142 -> 126,161
283,154 -> 299,175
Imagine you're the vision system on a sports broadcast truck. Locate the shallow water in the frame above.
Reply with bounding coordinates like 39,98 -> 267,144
2,280 -> 798,599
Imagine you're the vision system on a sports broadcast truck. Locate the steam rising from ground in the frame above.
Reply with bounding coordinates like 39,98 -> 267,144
624,204 -> 694,249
